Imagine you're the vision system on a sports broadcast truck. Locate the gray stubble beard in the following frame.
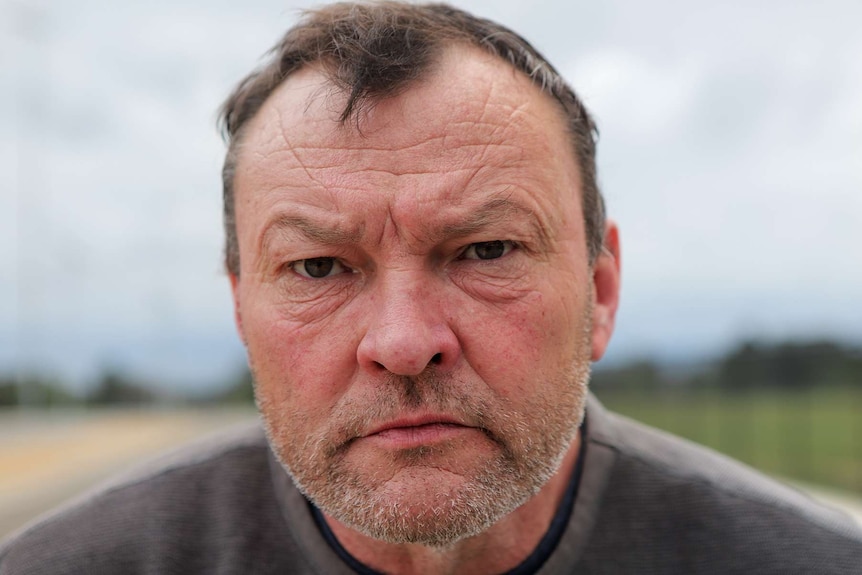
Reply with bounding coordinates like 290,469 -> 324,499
255,322 -> 593,548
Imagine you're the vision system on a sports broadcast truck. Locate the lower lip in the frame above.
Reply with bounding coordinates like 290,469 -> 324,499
365,423 -> 474,449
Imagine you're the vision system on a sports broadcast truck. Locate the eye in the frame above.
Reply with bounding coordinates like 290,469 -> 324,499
291,257 -> 351,279
460,240 -> 515,260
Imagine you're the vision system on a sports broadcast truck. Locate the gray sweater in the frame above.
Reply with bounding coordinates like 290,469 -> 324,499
2,395 -> 861,574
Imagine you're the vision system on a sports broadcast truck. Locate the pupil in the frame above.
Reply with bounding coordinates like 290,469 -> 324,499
304,258 -> 334,278
476,241 -> 505,259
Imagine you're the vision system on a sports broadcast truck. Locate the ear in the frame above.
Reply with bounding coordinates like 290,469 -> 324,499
590,221 -> 621,361
229,273 -> 246,346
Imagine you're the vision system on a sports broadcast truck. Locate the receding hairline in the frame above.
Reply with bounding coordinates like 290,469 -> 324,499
230,39 -> 527,150
229,41 -> 582,194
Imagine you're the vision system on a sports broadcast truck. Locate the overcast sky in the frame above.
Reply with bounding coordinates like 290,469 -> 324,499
3,0 -> 861,392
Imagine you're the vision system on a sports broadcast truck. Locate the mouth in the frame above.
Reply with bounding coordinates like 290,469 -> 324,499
361,415 -> 476,449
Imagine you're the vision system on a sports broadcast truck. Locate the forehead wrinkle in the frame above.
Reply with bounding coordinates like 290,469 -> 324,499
275,107 -> 336,194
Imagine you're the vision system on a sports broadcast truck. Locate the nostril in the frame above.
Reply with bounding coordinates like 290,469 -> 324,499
430,353 -> 443,365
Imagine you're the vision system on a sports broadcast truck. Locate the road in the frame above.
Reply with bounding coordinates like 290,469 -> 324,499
0,407 -> 257,539
1,408 -> 860,540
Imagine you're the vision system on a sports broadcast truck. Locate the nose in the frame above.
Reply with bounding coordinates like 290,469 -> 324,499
356,273 -> 461,376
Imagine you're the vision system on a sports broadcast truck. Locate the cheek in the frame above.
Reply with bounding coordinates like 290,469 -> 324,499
458,273 -> 590,395
242,291 -> 361,407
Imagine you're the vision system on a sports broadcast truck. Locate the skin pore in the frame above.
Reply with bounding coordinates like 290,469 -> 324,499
230,45 -> 620,574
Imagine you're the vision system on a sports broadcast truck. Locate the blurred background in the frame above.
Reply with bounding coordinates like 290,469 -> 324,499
2,0 -> 860,537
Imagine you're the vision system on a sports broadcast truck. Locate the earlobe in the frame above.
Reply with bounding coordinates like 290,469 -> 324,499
229,273 -> 246,346
590,221 -> 621,361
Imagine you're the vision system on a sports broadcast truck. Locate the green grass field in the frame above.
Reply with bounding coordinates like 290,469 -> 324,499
594,386 -> 862,494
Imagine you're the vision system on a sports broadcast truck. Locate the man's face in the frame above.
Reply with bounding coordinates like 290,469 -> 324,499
230,47 -> 618,546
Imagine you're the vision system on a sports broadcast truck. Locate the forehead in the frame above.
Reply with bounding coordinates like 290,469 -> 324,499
233,45 -> 580,226
242,44 -> 575,163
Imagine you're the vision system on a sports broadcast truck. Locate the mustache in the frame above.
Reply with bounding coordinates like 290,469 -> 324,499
322,371 -> 495,453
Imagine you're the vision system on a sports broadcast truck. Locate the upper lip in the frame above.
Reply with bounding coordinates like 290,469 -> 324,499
363,414 -> 470,437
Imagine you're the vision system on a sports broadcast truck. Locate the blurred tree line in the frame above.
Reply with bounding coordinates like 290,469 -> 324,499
591,339 -> 862,392
0,367 -> 254,408
0,370 -> 160,407
1,339 -> 860,407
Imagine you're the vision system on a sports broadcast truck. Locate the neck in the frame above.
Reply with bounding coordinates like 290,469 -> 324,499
324,432 -> 581,575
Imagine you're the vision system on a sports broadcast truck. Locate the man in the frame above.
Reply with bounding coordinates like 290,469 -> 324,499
2,2 -> 861,573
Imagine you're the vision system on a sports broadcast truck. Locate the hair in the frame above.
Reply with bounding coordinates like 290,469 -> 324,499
218,1 -> 604,276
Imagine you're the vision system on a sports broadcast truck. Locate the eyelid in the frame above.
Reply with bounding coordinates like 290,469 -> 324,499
290,257 -> 353,279
460,240 -> 517,260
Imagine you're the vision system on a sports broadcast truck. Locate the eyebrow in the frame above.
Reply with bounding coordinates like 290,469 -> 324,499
258,195 -> 551,263
259,214 -> 364,266
435,196 -> 552,250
